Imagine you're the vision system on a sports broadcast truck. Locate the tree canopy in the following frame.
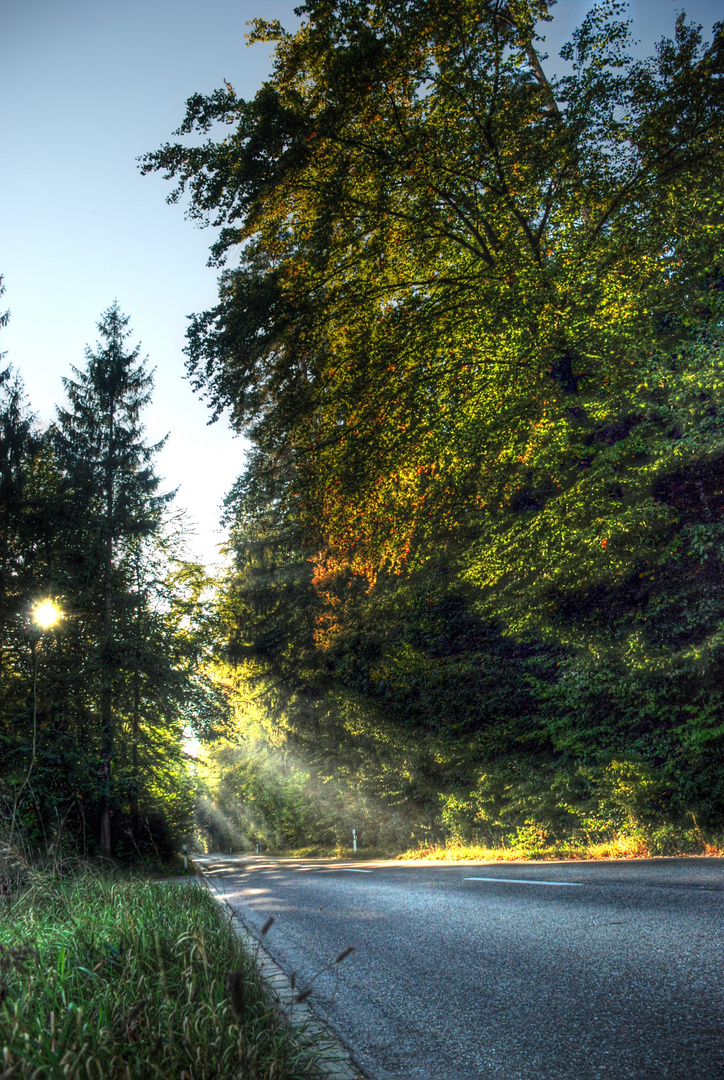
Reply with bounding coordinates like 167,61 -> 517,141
143,0 -> 724,628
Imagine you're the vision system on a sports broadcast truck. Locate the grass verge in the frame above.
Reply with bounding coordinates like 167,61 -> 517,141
271,846 -> 392,861
398,833 -> 724,862
0,864 -> 323,1079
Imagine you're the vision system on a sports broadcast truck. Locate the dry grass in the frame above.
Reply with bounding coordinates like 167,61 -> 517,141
399,832 -> 724,863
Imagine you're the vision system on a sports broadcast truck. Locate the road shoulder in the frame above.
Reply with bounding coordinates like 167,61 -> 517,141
196,859 -> 367,1080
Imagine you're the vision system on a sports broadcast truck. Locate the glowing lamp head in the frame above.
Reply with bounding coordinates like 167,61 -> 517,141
33,601 -> 61,629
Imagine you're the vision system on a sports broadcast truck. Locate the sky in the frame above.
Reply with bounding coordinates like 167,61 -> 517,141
1,0 -> 721,567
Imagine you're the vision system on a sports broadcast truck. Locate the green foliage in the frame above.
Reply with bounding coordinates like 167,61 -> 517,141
0,306 -> 223,858
146,3 -> 724,851
198,655 -> 458,852
199,736 -> 336,851
143,0 -> 724,590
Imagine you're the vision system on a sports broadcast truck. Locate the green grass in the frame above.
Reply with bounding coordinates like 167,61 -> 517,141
0,863 -> 324,1079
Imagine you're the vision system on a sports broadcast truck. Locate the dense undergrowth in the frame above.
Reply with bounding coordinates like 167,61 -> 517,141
0,844 -> 323,1079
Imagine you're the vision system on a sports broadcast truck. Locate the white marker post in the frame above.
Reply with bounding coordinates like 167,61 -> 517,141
352,827 -> 357,854
182,844 -> 187,872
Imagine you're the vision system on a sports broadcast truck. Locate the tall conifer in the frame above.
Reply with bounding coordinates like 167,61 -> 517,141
55,303 -> 170,855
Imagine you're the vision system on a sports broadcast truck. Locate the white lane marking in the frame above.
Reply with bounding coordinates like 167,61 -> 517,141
464,877 -> 582,887
340,869 -> 373,873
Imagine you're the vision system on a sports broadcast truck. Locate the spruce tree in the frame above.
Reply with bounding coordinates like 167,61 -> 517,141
54,303 -> 170,856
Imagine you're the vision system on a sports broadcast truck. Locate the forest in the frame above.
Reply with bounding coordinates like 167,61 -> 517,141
3,0 -> 724,860
0,295 -> 228,858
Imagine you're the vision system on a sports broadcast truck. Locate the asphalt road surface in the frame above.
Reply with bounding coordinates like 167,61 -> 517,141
194,854 -> 724,1080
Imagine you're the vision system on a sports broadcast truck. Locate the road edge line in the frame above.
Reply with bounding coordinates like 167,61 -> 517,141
197,864 -> 368,1080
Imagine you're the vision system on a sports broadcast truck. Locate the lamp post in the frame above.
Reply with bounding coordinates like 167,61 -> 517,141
29,601 -> 61,773
10,600 -> 61,838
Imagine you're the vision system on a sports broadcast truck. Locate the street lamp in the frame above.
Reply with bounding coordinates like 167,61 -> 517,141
33,601 -> 62,630
10,600 -> 62,838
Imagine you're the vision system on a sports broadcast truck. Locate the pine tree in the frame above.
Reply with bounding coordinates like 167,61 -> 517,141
54,303 -> 171,856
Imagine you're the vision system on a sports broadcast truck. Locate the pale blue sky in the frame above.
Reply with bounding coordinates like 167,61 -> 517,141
1,0 -> 720,565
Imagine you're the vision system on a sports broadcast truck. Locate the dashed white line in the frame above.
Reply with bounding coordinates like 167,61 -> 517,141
340,868 -> 373,873
464,877 -> 583,887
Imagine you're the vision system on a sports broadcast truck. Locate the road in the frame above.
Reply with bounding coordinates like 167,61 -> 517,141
194,854 -> 724,1080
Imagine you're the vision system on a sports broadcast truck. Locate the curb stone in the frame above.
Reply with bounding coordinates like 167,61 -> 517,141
197,865 -> 367,1080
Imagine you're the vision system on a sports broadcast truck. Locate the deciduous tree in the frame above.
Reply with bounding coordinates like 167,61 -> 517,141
143,0 -> 724,618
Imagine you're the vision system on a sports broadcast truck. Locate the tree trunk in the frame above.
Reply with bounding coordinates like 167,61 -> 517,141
99,794 -> 112,858
99,547 -> 113,857
130,663 -> 140,835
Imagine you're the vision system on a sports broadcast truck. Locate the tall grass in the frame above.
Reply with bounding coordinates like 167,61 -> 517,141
0,853 -> 322,1078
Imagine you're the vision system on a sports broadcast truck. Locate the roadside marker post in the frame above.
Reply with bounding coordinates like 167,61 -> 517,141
182,844 -> 187,872
352,828 -> 357,853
